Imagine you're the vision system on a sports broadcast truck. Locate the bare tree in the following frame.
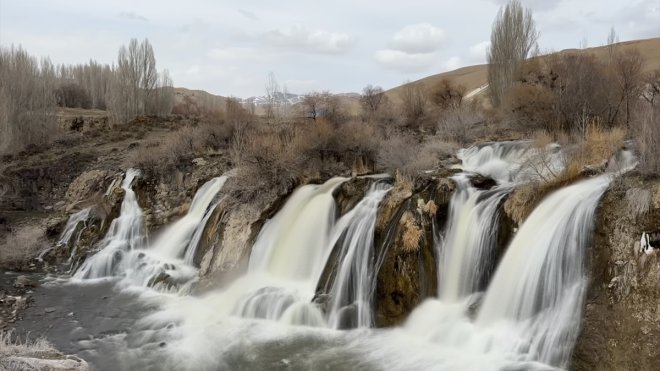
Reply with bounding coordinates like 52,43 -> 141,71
360,85 -> 386,120
265,72 -> 280,120
487,0 -> 539,107
0,46 -> 58,154
303,92 -> 323,120
110,38 -> 159,123
613,49 -> 644,126
399,82 -> 427,126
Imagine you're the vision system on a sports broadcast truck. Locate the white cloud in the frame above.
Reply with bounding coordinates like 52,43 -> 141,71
117,11 -> 148,22
468,41 -> 490,62
208,47 -> 262,61
237,8 -> 259,21
373,49 -> 437,72
260,25 -> 357,54
390,23 -> 447,53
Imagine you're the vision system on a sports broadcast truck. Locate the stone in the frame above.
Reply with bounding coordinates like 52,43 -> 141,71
14,275 -> 38,288
45,307 -> 56,313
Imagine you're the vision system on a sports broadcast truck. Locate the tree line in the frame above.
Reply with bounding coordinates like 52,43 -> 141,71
0,38 -> 174,154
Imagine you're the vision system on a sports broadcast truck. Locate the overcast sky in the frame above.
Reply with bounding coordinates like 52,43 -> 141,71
0,0 -> 658,97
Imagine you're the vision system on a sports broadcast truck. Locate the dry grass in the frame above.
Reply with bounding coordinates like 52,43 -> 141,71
625,188 -> 652,218
0,225 -> 44,267
399,211 -> 423,253
0,330 -> 55,357
505,126 -> 626,223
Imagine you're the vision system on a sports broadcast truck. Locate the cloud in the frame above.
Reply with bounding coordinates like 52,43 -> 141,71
491,0 -> 563,12
468,41 -> 490,62
373,49 -> 437,72
237,8 -> 259,21
390,23 -> 447,53
208,47 -> 262,62
260,25 -> 357,54
117,11 -> 148,22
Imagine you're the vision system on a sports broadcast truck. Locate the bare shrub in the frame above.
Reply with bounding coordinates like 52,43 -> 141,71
0,225 -> 45,266
378,131 -> 456,176
430,78 -> 466,110
437,105 -> 484,145
642,70 -> 660,106
400,211 -> 422,252
502,82 -> 556,133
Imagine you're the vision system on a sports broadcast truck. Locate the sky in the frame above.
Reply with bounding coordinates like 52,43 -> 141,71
0,0 -> 658,97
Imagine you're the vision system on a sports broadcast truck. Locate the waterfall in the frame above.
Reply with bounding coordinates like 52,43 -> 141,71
73,172 -> 226,290
438,175 -> 510,301
233,177 -> 346,324
184,201 -> 220,265
477,175 -> 611,367
153,176 -> 227,259
326,182 -> 391,329
74,169 -> 144,279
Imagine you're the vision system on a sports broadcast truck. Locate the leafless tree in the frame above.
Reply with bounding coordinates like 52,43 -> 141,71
487,0 -> 539,107
303,92 -> 323,120
360,85 -> 387,120
110,38 -> 159,123
399,82 -> 427,126
613,49 -> 644,126
265,72 -> 280,120
0,46 -> 58,154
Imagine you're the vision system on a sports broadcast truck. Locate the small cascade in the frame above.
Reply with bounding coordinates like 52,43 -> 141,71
233,177 -> 346,324
73,173 -> 226,290
477,175 -> 611,367
74,169 -> 144,279
153,177 -> 227,259
438,175 -> 510,301
183,201 -> 220,265
326,182 -> 391,329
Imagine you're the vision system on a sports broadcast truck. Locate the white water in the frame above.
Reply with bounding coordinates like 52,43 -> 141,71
153,176 -> 227,259
234,177 -> 346,324
74,172 -> 226,290
60,144 -> 628,370
327,182 -> 391,328
74,169 -> 144,279
438,175 -> 510,301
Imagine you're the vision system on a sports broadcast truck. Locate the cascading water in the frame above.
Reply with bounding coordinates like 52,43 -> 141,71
233,177 -> 346,324
73,172 -> 226,290
326,182 -> 391,328
438,175 -> 510,301
477,175 -> 611,367
153,176 -> 227,259
48,142 -> 632,371
74,169 -> 144,279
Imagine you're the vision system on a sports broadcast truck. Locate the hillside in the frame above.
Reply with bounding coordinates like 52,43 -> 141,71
386,37 -> 660,104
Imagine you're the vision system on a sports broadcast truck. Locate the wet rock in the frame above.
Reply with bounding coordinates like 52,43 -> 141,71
14,275 -> 38,288
44,307 -> 56,313
572,175 -> 660,371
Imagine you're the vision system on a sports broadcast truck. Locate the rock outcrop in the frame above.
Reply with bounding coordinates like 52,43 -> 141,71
572,175 -> 660,371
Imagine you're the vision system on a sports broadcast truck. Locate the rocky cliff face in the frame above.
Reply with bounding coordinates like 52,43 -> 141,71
572,175 -> 660,371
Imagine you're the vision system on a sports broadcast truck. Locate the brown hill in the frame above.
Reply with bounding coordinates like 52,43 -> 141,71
386,37 -> 660,104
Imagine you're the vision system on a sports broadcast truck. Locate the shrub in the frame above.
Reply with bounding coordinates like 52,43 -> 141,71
0,225 -> 45,267
430,78 -> 466,110
631,104 -> 660,175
